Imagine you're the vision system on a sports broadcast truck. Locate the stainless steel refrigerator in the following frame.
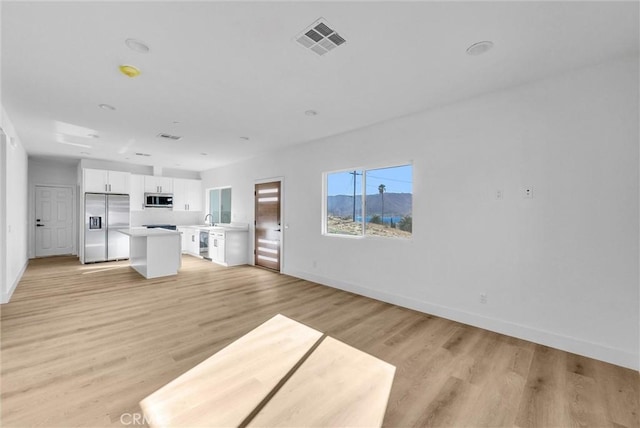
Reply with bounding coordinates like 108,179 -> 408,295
84,193 -> 130,263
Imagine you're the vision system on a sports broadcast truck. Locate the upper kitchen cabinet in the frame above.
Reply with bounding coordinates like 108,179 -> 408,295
84,169 -> 130,194
173,178 -> 202,212
130,174 -> 146,211
145,176 -> 173,194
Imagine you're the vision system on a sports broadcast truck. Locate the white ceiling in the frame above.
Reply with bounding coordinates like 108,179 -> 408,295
2,1 -> 638,172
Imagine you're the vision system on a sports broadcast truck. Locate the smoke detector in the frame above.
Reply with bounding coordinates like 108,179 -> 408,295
295,18 -> 346,56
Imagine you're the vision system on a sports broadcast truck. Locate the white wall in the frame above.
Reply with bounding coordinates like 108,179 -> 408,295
0,130 -> 6,302
78,159 -> 200,180
201,56 -> 639,369
130,210 -> 203,227
28,157 -> 79,258
1,107 -> 29,303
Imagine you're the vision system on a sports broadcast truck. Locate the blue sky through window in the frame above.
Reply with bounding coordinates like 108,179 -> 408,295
327,164 -> 412,196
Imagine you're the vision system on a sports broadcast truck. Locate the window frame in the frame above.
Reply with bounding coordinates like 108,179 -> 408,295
322,161 -> 413,240
206,186 -> 232,224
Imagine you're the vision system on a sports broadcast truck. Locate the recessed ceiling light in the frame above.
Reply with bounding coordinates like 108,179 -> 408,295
125,38 -> 150,54
99,103 -> 116,111
305,110 -> 318,116
119,64 -> 141,78
466,41 -> 494,56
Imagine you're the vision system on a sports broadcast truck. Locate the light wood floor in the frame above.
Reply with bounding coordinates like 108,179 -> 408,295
1,256 -> 638,428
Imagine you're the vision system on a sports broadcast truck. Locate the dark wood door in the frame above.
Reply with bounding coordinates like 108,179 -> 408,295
255,181 -> 281,271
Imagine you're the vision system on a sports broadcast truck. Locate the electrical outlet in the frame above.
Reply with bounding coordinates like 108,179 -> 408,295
495,190 -> 503,200
523,186 -> 533,199
479,293 -> 488,304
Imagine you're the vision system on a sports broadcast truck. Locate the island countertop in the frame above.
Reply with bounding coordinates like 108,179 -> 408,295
119,228 -> 181,237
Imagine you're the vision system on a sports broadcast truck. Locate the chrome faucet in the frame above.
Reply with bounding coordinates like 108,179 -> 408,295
204,214 -> 213,226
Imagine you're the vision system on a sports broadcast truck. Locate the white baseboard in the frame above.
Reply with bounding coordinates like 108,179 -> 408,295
285,268 -> 639,371
1,259 -> 28,304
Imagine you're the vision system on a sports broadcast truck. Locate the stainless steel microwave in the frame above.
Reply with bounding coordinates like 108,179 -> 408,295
145,193 -> 173,208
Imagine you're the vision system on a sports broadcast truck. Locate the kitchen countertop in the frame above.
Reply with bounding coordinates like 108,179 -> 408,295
119,228 -> 181,237
180,224 -> 249,232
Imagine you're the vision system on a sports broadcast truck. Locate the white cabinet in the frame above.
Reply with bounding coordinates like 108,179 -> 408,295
209,230 -> 247,266
173,178 -> 203,212
177,227 -> 188,254
84,169 -> 108,192
173,180 -> 187,212
145,176 -> 173,193
132,175 -> 202,211
187,180 -> 202,211
108,171 -> 130,193
84,169 -> 130,194
178,227 -> 199,256
130,174 -> 146,211
209,231 -> 225,264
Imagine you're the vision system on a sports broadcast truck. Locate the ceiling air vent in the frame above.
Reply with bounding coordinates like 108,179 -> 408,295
135,152 -> 151,157
157,133 -> 182,141
295,18 -> 346,56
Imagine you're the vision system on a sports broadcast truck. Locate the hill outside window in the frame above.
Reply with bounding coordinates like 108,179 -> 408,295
324,164 -> 413,238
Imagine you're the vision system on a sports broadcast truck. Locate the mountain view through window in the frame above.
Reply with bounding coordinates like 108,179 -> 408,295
326,164 -> 412,238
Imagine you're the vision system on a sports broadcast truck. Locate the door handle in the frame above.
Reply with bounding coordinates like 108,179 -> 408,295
36,224 -> 45,227
274,229 -> 281,232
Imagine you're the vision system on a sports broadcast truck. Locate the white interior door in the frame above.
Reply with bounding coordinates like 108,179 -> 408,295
35,186 -> 73,257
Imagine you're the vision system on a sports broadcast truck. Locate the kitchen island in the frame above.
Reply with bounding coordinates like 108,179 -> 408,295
119,228 -> 182,279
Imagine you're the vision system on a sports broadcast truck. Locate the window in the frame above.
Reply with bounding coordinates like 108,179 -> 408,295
208,187 -> 232,224
325,164 -> 412,238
